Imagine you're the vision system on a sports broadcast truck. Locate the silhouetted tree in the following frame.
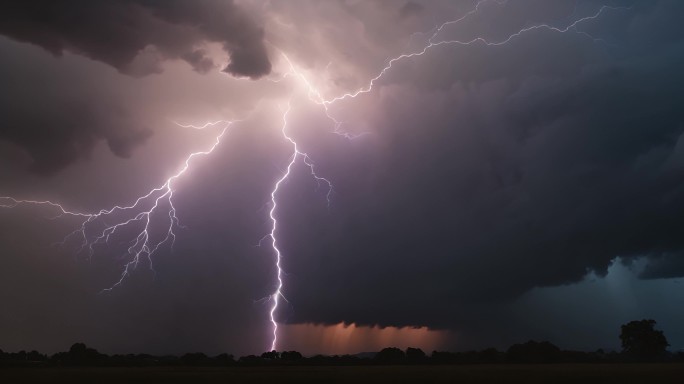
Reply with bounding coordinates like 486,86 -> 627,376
214,353 -> 235,366
507,341 -> 560,363
181,352 -> 212,365
620,319 -> 669,360
69,343 -> 87,356
238,355 -> 264,365
261,350 -> 280,360
405,347 -> 426,362
27,350 -> 46,361
280,351 -> 303,361
374,347 -> 405,363
60,343 -> 104,365
479,348 -> 505,363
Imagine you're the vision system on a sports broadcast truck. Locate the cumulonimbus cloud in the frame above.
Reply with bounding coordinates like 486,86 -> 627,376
0,0 -> 272,79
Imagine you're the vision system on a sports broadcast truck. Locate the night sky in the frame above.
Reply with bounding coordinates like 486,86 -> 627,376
1,0 -> 684,357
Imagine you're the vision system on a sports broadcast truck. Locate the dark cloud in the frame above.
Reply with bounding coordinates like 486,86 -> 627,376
275,0 -> 684,332
2,0 -> 684,355
638,252 -> 684,279
0,0 -> 272,176
0,99 -> 150,177
0,38 -> 152,176
181,49 -> 215,74
400,2 -> 424,19
0,0 -> 271,79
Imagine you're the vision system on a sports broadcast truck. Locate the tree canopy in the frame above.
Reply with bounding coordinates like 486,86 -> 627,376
620,319 -> 669,359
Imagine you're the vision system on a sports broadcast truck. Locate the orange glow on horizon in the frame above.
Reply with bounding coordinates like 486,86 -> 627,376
277,322 -> 456,355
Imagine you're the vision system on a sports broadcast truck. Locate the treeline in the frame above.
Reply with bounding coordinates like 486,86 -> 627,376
2,340 -> 683,367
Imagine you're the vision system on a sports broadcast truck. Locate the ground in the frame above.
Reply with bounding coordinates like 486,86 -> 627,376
2,364 -> 684,383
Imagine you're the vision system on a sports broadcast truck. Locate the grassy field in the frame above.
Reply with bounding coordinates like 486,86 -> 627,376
2,364 -> 684,383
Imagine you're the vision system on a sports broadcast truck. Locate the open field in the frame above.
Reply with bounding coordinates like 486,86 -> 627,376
2,364 -> 684,384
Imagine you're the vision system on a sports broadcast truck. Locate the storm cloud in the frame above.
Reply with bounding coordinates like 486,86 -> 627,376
276,0 -> 684,331
0,0 -> 272,175
0,39 -> 153,175
0,0 -> 271,78
1,0 -> 684,355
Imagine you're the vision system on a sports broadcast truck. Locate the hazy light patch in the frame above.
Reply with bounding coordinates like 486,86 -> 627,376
278,322 -> 455,355
511,258 -> 684,351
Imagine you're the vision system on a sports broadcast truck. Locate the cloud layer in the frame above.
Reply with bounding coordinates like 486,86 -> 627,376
276,0 -> 684,331
0,0 -> 271,78
1,0 -> 684,355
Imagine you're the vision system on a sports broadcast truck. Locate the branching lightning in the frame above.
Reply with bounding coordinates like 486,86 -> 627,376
263,100 -> 334,351
305,1 -> 630,106
263,0 -> 631,351
1,120 -> 237,291
0,0 -> 630,352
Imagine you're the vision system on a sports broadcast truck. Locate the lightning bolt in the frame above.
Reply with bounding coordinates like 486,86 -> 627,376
1,120 -> 237,291
262,0 -> 632,351
0,0 -> 631,353
299,1 -> 631,106
263,100 -> 334,351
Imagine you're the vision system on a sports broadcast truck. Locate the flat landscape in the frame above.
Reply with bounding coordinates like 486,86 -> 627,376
3,364 -> 684,384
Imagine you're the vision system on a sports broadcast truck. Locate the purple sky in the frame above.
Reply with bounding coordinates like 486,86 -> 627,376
1,0 -> 684,356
